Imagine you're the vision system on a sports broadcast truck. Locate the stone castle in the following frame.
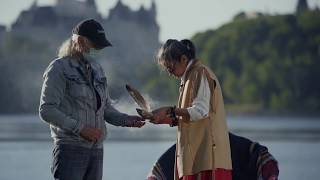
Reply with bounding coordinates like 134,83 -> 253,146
0,0 -> 160,113
9,0 -> 160,68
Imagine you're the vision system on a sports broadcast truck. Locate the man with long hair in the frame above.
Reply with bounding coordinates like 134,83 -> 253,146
39,19 -> 145,180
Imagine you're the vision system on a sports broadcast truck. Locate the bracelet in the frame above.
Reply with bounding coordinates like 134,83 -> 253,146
169,106 -> 178,127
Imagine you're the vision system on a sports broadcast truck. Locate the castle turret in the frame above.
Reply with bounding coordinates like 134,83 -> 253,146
296,0 -> 309,15
55,0 -> 99,18
86,0 -> 97,9
150,0 -> 156,19
108,0 -> 132,20
0,25 -> 6,45
31,0 -> 38,10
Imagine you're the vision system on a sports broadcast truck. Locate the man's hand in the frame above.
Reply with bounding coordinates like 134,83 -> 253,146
125,115 -> 145,128
80,127 -> 102,142
150,106 -> 173,125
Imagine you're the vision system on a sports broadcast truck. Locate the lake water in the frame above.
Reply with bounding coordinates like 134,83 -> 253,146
0,115 -> 320,180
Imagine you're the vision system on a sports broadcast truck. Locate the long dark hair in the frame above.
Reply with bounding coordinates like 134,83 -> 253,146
157,39 -> 196,73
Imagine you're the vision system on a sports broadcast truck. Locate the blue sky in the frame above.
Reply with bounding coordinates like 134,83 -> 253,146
0,0 -> 319,41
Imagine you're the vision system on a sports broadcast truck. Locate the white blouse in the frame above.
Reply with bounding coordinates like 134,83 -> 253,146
181,60 -> 210,121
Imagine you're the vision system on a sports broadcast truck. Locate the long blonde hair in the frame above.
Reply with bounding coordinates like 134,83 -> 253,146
58,34 -> 91,58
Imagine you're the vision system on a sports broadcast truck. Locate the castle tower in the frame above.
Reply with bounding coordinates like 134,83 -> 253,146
31,0 -> 38,10
296,0 -> 309,15
108,0 -> 132,20
86,0 -> 97,9
150,0 -> 156,19
55,0 -> 99,18
0,25 -> 6,45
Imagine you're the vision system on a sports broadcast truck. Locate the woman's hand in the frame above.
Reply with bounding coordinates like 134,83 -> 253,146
125,115 -> 146,128
150,106 -> 173,125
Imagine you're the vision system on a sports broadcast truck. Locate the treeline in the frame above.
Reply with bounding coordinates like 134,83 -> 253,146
143,10 -> 320,114
194,10 -> 320,113
1,10 -> 319,115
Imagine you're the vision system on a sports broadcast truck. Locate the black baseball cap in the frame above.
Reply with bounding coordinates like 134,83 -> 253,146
72,19 -> 112,49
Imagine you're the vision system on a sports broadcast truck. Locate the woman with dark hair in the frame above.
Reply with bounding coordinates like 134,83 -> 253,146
150,39 -> 232,180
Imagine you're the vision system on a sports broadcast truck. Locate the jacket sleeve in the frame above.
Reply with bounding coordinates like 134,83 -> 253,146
104,87 -> 130,127
39,60 -> 83,135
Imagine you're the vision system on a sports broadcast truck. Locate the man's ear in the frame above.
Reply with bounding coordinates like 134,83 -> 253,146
78,36 -> 91,51
78,36 -> 85,45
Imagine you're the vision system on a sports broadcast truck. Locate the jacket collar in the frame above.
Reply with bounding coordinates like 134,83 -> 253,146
181,59 -> 194,82
68,56 -> 81,68
69,56 -> 99,71
181,59 -> 200,83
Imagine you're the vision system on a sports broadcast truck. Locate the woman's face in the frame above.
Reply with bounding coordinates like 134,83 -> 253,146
166,55 -> 188,78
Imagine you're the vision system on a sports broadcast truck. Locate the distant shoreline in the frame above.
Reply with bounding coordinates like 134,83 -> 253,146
0,111 -> 320,118
0,114 -> 320,142
225,104 -> 320,118
226,111 -> 320,118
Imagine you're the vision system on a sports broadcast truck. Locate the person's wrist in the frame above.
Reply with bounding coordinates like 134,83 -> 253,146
122,115 -> 132,127
169,106 -> 178,127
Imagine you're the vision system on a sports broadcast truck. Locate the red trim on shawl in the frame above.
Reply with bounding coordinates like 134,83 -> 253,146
180,169 -> 232,180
